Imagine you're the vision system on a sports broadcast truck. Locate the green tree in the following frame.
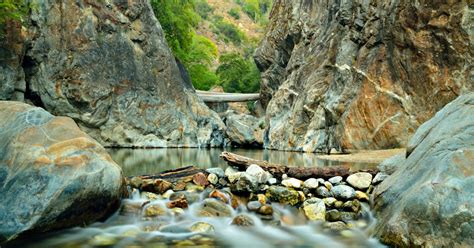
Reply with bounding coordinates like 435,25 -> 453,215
0,0 -> 28,25
216,53 -> 260,93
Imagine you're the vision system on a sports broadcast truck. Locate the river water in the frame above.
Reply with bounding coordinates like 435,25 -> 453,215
9,148 -> 384,248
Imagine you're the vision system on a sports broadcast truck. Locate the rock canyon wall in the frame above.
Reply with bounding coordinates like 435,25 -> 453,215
255,0 -> 473,152
0,0 -> 224,148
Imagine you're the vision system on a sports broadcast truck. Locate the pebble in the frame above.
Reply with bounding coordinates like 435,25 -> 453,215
303,178 -> 319,189
209,189 -> 230,203
197,198 -> 233,217
328,176 -> 343,185
323,221 -> 348,231
323,197 -> 337,207
334,200 -> 344,209
331,185 -> 356,200
265,186 -> 300,206
162,189 -> 174,199
207,173 -> 218,185
258,205 -> 273,215
166,196 -> 188,209
246,164 -> 271,184
267,178 -> 277,185
140,192 -> 160,201
206,167 -> 225,178
257,194 -> 267,205
342,199 -> 361,213
143,203 -> 167,217
323,181 -> 333,190
247,201 -> 262,211
231,173 -> 258,193
326,209 -> 342,222
302,198 -> 326,221
193,172 -> 210,186
282,178 -> 303,188
346,172 -> 373,189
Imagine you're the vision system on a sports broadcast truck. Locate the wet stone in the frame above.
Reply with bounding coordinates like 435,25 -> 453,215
121,199 -> 149,216
197,198 -> 233,217
343,200 -> 361,213
258,205 -> 273,215
173,182 -> 187,191
166,196 -> 189,209
355,191 -> 369,201
265,186 -> 300,206
326,209 -> 342,222
323,197 -> 337,208
206,167 -> 225,178
209,189 -> 230,203
282,178 -> 303,188
267,178 -> 278,185
129,176 -> 143,189
230,173 -> 258,193
331,185 -> 356,200
246,164 -> 271,184
302,198 -> 326,221
372,172 -> 389,184
218,178 -> 228,186
340,212 -> 358,222
316,186 -> 332,198
143,203 -> 167,217
207,173 -> 218,185
303,178 -> 319,189
190,222 -> 215,234
232,214 -> 255,226
334,201 -> 344,209
159,224 -> 190,233
328,176 -> 343,185
193,172 -> 210,186
247,201 -> 262,211
323,221 -> 348,231
323,181 -> 333,190
346,172 -> 372,190
141,192 -> 160,201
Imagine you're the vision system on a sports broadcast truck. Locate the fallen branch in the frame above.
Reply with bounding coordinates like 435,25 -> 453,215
220,151 -> 378,180
134,166 -> 208,183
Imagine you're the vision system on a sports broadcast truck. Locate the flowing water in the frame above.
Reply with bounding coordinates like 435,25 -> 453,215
9,148 -> 384,248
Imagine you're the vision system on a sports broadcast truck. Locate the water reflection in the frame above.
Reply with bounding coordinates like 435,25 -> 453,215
107,148 -> 377,177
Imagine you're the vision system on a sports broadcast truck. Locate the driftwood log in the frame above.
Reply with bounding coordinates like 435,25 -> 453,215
133,166 -> 208,183
220,151 -> 379,180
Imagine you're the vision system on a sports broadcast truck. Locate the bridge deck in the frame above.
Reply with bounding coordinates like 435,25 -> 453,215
196,90 -> 260,103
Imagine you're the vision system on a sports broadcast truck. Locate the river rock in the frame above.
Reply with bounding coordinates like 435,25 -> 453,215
190,222 -> 215,234
0,102 -> 124,242
247,201 -> 262,211
316,186 -> 332,198
354,191 -> 369,202
193,172 -> 210,187
331,185 -> 356,200
143,203 -> 167,218
196,199 -> 233,218
282,178 -> 303,188
374,93 -> 474,247
343,200 -> 361,213
224,113 -> 264,147
207,173 -> 219,185
323,197 -> 337,208
254,0 -> 472,153
346,173 -> 372,190
0,1 -> 225,148
302,198 -> 326,221
231,214 -> 256,227
230,173 -> 258,193
372,172 -> 389,185
326,210 -> 342,222
206,168 -> 225,178
258,205 -> 274,216
303,178 -> 319,189
265,186 -> 300,206
328,176 -> 343,185
246,164 -> 271,184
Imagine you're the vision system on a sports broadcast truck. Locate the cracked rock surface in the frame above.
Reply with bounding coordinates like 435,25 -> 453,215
255,0 -> 473,152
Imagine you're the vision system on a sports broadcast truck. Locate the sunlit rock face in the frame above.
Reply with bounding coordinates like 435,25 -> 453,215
255,0 -> 473,153
373,93 -> 474,247
0,0 -> 224,148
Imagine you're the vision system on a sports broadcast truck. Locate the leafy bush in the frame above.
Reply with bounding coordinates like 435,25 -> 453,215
228,8 -> 240,20
212,17 -> 245,45
0,0 -> 29,25
216,53 -> 260,93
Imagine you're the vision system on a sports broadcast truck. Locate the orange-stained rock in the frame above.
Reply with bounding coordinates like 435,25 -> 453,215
0,101 -> 125,242
193,172 -> 210,187
255,0 -> 473,153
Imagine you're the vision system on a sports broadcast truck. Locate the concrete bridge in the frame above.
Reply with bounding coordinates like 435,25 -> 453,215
196,90 -> 260,103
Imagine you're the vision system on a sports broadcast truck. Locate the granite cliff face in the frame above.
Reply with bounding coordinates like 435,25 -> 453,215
0,0 -> 224,147
255,0 -> 473,153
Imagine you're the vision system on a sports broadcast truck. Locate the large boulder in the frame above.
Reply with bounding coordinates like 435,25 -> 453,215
373,93 -> 474,247
0,0 -> 224,147
0,102 -> 125,242
255,0 -> 473,152
224,112 -> 264,147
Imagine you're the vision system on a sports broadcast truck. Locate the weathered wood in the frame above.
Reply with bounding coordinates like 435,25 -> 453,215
135,166 -> 208,183
196,90 -> 260,102
220,151 -> 378,180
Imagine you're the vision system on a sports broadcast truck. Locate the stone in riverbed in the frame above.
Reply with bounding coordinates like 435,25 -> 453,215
316,186 -> 332,198
265,186 -> 300,206
323,221 -> 348,231
247,201 -> 262,211
372,172 -> 389,185
206,167 -> 225,178
196,199 -> 233,217
282,178 -> 303,188
323,197 -> 337,208
130,177 -> 143,189
231,214 -> 255,227
267,178 -> 278,185
258,205 -> 274,215
142,179 -> 173,194
166,196 -> 189,209
193,172 -> 210,186
302,198 -> 326,221
355,191 -> 369,202
303,178 -> 319,189
0,102 -> 125,242
230,173 -> 258,193
342,200 -> 361,213
190,222 -> 215,234
245,164 -> 271,184
328,176 -> 343,185
207,173 -> 219,185
326,210 -> 342,222
331,185 -> 356,200
209,190 -> 230,204
323,181 -> 333,190
346,173 -> 372,190
143,203 -> 167,217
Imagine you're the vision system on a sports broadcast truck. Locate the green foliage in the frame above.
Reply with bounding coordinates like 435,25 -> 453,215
194,0 -> 213,19
228,7 -> 240,20
150,0 -> 199,61
235,0 -> 273,22
211,16 -> 245,45
188,64 -> 219,90
216,53 -> 260,93
0,0 -> 28,25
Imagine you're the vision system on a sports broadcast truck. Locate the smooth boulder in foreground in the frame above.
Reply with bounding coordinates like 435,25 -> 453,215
374,93 -> 474,247
0,102 -> 125,242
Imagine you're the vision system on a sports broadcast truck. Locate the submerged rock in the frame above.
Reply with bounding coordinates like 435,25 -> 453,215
190,222 -> 215,234
331,185 -> 356,200
374,93 -> 474,247
0,102 -> 124,242
231,214 -> 255,227
196,199 -> 233,218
